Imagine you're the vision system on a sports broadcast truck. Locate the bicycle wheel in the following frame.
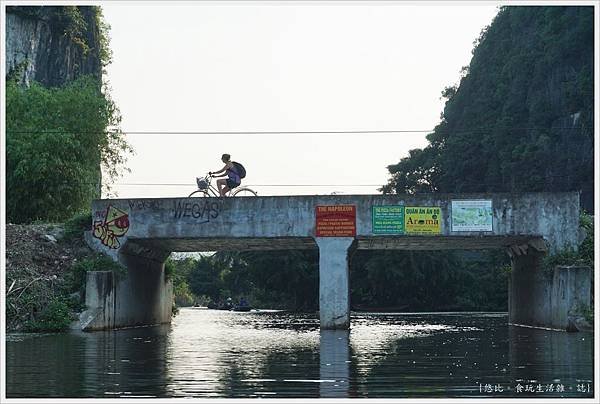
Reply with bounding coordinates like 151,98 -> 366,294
188,190 -> 209,197
231,187 -> 257,197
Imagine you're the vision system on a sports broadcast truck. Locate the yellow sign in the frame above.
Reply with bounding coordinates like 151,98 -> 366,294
404,206 -> 442,234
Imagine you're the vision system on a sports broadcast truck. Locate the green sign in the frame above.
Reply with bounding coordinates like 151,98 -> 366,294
372,205 -> 405,234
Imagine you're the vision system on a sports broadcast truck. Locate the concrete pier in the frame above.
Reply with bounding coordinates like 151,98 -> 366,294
509,260 -> 592,331
317,238 -> 355,329
80,252 -> 173,331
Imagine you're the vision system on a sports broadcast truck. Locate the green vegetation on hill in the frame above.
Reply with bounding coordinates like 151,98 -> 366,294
6,76 -> 131,223
6,6 -> 129,224
383,6 -> 594,212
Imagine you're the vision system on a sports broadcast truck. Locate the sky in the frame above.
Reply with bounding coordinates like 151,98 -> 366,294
101,1 -> 501,198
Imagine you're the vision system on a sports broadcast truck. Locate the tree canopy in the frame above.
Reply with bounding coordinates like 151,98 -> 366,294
6,76 -> 131,223
383,6 -> 594,212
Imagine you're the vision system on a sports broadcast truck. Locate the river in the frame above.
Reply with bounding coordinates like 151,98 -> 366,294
5,309 -> 594,398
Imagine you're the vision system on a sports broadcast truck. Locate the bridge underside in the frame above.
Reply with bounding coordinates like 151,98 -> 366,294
129,235 -> 542,252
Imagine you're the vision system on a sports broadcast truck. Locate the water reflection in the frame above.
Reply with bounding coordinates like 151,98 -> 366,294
5,310 -> 594,398
508,325 -> 594,395
6,333 -> 87,397
164,309 -> 320,397
82,325 -> 171,397
320,330 -> 350,397
6,326 -> 171,398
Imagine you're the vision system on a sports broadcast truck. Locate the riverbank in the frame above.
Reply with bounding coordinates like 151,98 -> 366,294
5,218 -> 120,332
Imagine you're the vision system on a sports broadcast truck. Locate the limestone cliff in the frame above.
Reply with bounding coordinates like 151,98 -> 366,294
5,6 -> 103,87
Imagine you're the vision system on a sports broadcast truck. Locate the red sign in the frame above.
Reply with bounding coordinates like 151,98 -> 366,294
316,205 -> 356,237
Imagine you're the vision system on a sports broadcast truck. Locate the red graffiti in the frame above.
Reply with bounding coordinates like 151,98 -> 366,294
93,205 -> 130,249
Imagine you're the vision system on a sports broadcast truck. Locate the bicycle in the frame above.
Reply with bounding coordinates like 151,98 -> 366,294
188,173 -> 258,197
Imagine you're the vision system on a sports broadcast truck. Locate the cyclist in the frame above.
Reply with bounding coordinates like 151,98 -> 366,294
209,153 -> 241,197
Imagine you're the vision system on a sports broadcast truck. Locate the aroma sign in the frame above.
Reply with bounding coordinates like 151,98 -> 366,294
404,206 -> 442,235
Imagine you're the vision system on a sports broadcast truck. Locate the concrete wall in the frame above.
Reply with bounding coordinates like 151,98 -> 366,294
90,192 -> 580,253
509,262 -> 592,331
80,261 -> 173,331
551,266 -> 592,330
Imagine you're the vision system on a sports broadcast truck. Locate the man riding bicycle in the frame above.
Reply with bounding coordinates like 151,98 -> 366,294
209,154 -> 241,197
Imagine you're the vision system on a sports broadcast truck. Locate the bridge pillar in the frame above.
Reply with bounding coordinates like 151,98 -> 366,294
316,238 -> 355,329
509,249 -> 592,330
80,240 -> 173,331
509,251 -> 546,327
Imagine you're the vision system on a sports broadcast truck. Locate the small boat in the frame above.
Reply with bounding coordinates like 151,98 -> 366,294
232,297 -> 251,312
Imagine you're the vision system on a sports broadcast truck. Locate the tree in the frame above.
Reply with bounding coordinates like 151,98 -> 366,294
6,76 -> 131,223
383,6 -> 594,212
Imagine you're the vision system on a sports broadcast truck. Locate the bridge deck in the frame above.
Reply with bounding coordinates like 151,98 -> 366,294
90,192 -> 579,255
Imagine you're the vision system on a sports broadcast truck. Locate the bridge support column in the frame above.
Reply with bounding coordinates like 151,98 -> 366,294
509,251 -> 547,327
509,248 -> 592,331
80,241 -> 172,331
316,238 -> 355,329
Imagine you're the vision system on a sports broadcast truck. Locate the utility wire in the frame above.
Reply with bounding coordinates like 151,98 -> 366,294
111,183 -> 383,187
12,170 -> 587,188
6,129 -> 431,135
4,126 -> 590,135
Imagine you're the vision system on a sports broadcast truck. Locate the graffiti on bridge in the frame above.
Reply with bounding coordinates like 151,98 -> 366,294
128,199 -> 163,211
93,205 -> 130,249
172,200 -> 220,223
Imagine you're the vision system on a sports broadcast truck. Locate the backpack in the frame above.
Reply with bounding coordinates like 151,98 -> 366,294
232,161 -> 246,179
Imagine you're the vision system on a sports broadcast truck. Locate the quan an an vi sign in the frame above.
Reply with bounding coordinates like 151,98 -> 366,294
404,207 -> 442,234
370,205 -> 443,235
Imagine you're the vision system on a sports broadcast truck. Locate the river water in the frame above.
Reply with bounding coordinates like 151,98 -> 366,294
5,309 -> 594,398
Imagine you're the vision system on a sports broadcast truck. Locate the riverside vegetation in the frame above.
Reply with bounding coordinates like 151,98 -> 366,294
5,6 -> 131,332
6,214 -> 125,332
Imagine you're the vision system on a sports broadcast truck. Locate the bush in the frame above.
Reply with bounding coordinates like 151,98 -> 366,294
6,76 -> 131,224
63,211 -> 92,242
65,254 -> 126,297
24,297 -> 73,332
542,211 -> 594,272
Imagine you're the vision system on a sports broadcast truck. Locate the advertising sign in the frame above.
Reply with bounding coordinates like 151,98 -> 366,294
372,205 -> 405,234
451,200 -> 493,232
316,205 -> 356,237
404,207 -> 442,234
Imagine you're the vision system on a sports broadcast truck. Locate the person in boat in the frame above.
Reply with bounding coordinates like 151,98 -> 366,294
225,297 -> 233,310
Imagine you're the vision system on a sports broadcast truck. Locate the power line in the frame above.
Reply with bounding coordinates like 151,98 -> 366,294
4,126 -> 590,135
124,130 -> 434,135
6,129 -> 432,135
110,183 -> 382,187
7,170 -> 589,188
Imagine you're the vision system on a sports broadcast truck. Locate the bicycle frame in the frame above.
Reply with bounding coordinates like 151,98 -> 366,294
189,174 -> 257,198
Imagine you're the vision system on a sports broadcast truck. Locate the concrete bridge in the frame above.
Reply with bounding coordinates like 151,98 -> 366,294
83,192 -> 588,331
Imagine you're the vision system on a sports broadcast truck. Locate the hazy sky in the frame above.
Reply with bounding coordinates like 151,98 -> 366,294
101,1 -> 500,198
